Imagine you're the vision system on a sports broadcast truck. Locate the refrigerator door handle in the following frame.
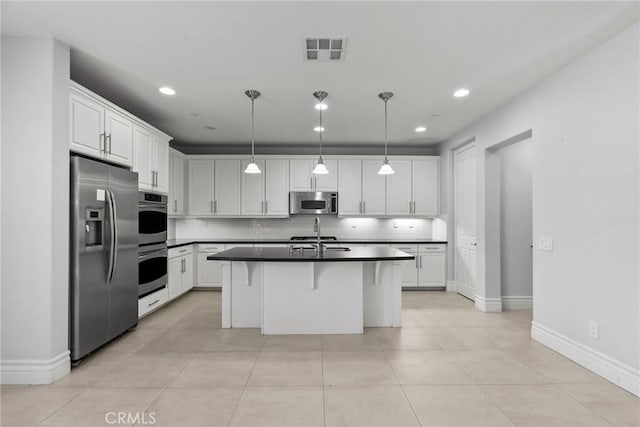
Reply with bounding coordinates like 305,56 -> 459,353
107,190 -> 119,283
106,190 -> 115,282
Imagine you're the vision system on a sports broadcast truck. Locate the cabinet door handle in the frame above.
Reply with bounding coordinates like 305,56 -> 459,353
413,201 -> 417,214
148,299 -> 160,307
416,256 -> 419,268
314,176 -> 317,189
310,177 -> 313,189
107,134 -> 112,154
214,200 -> 218,214
362,201 -> 366,214
99,133 -> 106,153
419,256 -> 422,268
154,171 -> 158,187
210,201 -> 214,213
174,200 -> 177,213
264,200 -> 268,214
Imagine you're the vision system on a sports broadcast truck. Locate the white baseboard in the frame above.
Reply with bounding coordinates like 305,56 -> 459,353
502,295 -> 533,309
1,350 -> 70,385
474,295 -> 502,312
531,322 -> 640,397
446,281 -> 457,292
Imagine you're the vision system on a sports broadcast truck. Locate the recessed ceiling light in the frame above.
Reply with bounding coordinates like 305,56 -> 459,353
415,126 -> 427,133
314,103 -> 328,111
314,126 -> 325,132
159,86 -> 176,95
453,88 -> 470,98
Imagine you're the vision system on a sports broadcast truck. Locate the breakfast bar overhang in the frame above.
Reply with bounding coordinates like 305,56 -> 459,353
207,247 -> 415,334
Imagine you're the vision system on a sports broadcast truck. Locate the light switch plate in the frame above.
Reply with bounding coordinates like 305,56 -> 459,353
539,237 -> 553,251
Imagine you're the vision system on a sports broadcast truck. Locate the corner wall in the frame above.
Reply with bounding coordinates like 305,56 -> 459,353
1,37 -> 71,383
438,24 -> 639,394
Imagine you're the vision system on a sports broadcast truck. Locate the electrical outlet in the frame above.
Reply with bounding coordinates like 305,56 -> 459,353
392,221 -> 399,229
588,321 -> 599,339
539,237 -> 553,251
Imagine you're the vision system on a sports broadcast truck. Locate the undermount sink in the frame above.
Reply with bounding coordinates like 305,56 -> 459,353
324,247 -> 351,251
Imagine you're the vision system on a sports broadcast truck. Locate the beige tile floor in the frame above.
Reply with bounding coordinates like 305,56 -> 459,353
2,290 -> 639,426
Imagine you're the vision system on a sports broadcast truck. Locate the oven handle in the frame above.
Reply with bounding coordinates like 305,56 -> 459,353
138,203 -> 168,213
138,248 -> 168,262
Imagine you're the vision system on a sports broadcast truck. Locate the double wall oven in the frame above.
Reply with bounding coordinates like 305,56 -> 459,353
138,192 -> 168,298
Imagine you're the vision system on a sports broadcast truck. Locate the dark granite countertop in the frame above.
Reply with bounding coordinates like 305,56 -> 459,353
206,247 -> 416,262
167,238 -> 447,249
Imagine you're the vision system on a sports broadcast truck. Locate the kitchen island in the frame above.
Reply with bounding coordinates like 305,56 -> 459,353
207,247 -> 414,334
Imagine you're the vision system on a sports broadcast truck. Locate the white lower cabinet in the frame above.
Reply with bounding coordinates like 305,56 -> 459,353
138,287 -> 168,318
196,244 -> 226,288
392,243 -> 446,288
168,246 -> 194,299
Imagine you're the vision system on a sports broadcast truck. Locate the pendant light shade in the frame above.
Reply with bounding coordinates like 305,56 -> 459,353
312,160 -> 329,174
244,89 -> 262,174
377,91 -> 395,175
312,90 -> 329,175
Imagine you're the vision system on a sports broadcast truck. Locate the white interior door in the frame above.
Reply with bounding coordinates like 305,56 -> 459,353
454,143 -> 477,300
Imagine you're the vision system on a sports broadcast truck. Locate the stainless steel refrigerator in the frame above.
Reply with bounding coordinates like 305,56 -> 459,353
70,155 -> 139,361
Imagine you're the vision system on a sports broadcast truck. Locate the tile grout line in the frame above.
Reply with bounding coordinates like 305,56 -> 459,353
381,348 -> 423,426
549,382 -> 615,426
320,336 -> 326,427
226,332 -> 265,426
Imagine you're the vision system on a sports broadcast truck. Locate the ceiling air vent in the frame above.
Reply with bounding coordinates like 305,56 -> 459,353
304,37 -> 347,61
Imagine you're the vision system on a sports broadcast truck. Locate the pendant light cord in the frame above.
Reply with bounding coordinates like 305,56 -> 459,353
384,99 -> 388,160
251,97 -> 255,160
319,107 -> 323,160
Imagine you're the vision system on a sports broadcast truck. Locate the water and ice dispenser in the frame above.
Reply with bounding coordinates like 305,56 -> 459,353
84,208 -> 104,247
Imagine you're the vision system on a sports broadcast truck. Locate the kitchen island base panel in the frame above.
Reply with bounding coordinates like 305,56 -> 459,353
221,260 -> 402,333
263,262 -> 364,334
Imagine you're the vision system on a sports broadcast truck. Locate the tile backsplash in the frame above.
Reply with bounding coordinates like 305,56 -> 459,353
170,216 -> 442,240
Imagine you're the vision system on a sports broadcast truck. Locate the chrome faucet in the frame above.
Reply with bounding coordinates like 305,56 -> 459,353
313,217 -> 325,253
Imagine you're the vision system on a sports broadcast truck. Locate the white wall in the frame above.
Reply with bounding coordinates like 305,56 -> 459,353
438,24 -> 639,394
499,139 -> 533,297
172,216 -> 433,240
1,37 -> 70,383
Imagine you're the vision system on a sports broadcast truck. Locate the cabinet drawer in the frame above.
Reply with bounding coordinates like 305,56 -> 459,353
391,244 -> 418,253
418,244 -> 446,253
197,244 -> 226,253
169,245 -> 193,258
138,287 -> 168,318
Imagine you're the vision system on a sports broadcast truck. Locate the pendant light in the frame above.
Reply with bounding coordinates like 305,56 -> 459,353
312,90 -> 329,175
377,91 -> 395,175
244,89 -> 261,174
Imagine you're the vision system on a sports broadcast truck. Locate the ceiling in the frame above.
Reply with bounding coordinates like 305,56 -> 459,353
2,1 -> 638,151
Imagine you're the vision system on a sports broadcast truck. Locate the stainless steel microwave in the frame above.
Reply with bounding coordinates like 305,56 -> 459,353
289,191 -> 338,215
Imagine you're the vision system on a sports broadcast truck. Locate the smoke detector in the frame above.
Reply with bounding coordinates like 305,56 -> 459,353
304,37 -> 347,61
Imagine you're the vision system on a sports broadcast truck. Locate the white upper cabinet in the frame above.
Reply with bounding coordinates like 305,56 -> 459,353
337,160 -> 362,216
241,159 -> 289,217
361,160 -> 386,216
169,149 -> 185,216
70,82 -> 171,174
337,159 -> 387,216
412,158 -> 439,216
185,155 -> 438,219
265,159 -> 290,216
188,160 -> 215,216
154,134 -> 169,194
104,109 -> 133,166
70,92 -> 133,167
385,160 -> 412,216
241,159 -> 265,216
70,93 -> 104,159
188,159 -> 241,216
133,126 -> 154,189
214,160 -> 241,215
289,159 -> 337,191
133,126 -> 170,194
